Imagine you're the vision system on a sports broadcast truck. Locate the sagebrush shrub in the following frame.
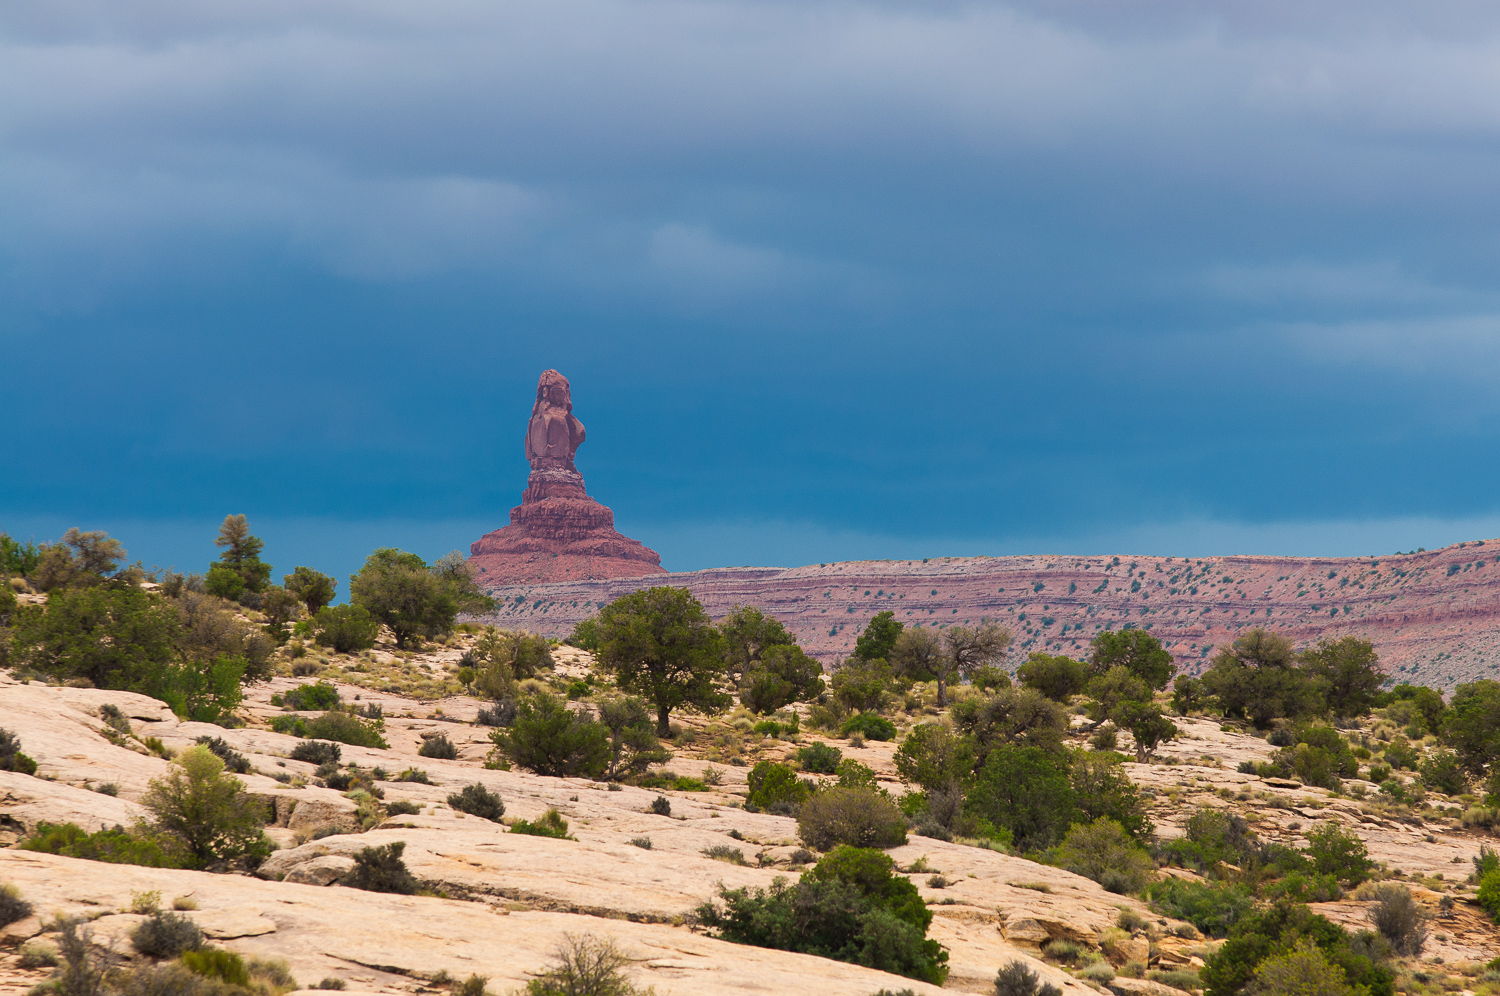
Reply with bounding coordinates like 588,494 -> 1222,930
0,727 -> 38,775
194,736 -> 251,774
418,734 -> 458,760
180,949 -> 250,986
456,974 -> 489,996
649,795 -> 671,816
703,844 -> 746,864
476,701 -> 516,727
290,740 -> 342,765
292,711 -> 387,749
448,783 -> 505,823
522,934 -> 650,996
386,800 -> 422,816
1056,818 -> 1153,894
797,786 -> 908,851
113,962 -> 230,996
1366,884 -> 1428,956
342,841 -> 418,894
0,882 -> 32,928
995,960 -> 1061,996
130,910 -> 204,958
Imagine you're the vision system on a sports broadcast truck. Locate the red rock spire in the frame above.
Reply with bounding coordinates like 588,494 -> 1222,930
467,370 -> 666,584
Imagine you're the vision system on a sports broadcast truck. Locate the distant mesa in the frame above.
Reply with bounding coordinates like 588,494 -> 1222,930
467,370 -> 666,585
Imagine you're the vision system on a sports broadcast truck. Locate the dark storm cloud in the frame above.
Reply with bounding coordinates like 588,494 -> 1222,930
6,0 -> 1500,571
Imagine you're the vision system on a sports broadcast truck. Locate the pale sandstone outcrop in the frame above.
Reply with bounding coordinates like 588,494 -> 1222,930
5,672 -> 1495,995
1,849 -> 978,996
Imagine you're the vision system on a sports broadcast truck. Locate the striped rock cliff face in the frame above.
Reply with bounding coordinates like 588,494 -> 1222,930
472,539 -> 1500,689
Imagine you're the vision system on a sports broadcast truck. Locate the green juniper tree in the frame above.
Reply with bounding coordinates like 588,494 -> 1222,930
596,586 -> 728,737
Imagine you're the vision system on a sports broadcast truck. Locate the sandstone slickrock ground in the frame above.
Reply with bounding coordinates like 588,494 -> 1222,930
473,542 -> 1500,686
0,672 -> 1120,995
4,667 -> 1498,994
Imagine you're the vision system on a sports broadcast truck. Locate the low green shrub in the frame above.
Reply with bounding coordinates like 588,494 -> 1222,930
798,742 -> 843,774
418,734 -> 458,760
289,740 -> 342,765
633,771 -> 707,791
1201,902 -> 1394,996
1304,822 -> 1374,886
341,841 -> 418,894
488,693 -> 608,778
272,711 -> 387,748
649,795 -> 671,816
1475,867 -> 1500,922
19,822 -> 175,868
695,845 -> 947,985
1146,879 -> 1256,938
752,719 -> 791,738
395,767 -> 431,783
130,910 -> 204,958
283,682 -> 341,711
180,948 -> 250,986
746,761 -> 814,813
994,959 -> 1061,996
1419,750 -> 1468,796
447,783 -> 505,823
1056,818 -> 1153,894
0,882 -> 32,928
311,604 -> 379,653
1266,872 -> 1343,904
797,786 -> 908,851
511,808 -> 572,839
385,800 -> 422,816
841,713 -> 897,741
0,727 -> 38,775
703,844 -> 747,864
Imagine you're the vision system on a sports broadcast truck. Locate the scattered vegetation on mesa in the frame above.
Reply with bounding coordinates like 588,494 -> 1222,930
11,527 -> 1500,992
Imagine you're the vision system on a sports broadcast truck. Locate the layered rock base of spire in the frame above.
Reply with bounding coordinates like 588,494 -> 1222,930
468,468 -> 665,584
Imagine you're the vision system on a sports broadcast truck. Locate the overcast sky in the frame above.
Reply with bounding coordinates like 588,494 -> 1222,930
7,0 -> 1500,583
